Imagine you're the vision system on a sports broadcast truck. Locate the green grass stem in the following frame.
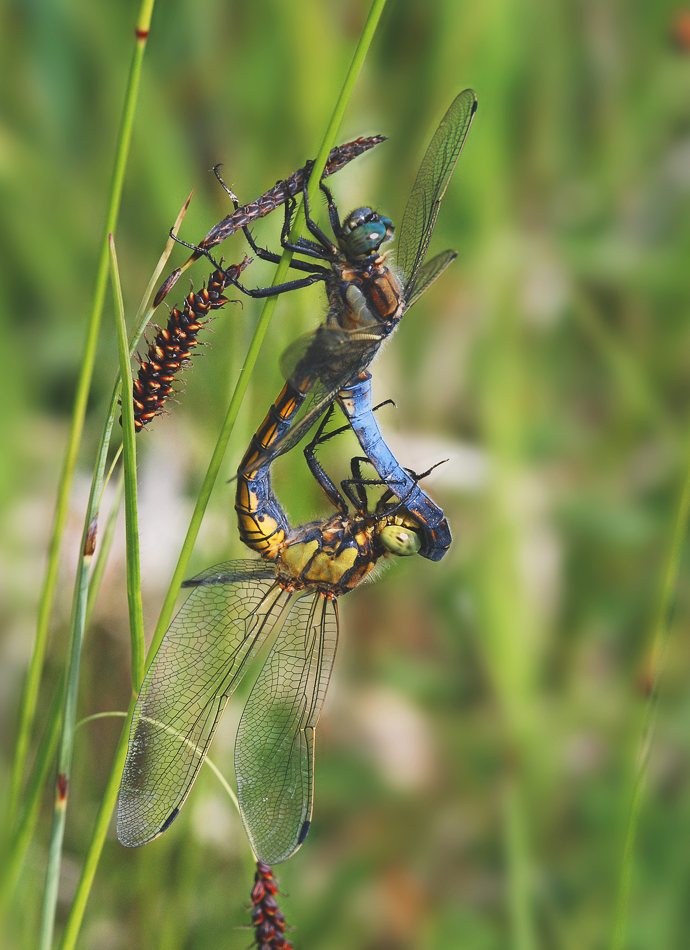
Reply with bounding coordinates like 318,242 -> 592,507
38,460 -> 104,950
0,469 -> 125,928
86,473 -> 125,625
0,686 -> 62,926
7,0 -> 156,835
109,235 -> 145,690
57,715 -> 132,950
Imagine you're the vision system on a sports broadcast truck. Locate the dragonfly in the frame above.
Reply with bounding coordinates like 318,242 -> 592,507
206,88 -> 477,475
154,135 -> 386,307
116,361 -> 426,865
336,373 -> 451,561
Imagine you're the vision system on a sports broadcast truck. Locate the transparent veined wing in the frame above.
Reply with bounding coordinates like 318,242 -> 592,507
116,560 -> 283,848
233,324 -> 386,478
397,89 -> 477,303
405,249 -> 458,309
236,592 -> 339,864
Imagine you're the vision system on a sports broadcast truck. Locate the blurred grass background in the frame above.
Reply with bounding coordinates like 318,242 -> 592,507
3,0 -> 690,947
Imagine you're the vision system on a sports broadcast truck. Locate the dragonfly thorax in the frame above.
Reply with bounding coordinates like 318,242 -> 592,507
339,207 -> 394,258
274,513 -> 380,594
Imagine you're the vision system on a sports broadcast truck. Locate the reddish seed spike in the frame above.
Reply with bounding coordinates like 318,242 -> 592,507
248,862 -> 295,949
128,263 -> 248,431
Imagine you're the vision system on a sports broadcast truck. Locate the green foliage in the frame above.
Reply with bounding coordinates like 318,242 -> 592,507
3,0 -> 690,948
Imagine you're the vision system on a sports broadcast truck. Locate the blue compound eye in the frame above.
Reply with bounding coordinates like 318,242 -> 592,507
347,221 -> 388,255
341,209 -> 395,256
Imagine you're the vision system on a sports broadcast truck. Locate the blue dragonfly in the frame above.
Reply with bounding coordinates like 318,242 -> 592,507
214,88 -> 477,479
335,373 -> 451,561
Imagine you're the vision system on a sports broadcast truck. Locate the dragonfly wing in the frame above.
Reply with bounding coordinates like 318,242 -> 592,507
117,560 -> 285,848
233,327 -> 384,479
236,592 -> 339,864
404,249 -> 458,309
280,323 -> 383,395
397,89 -> 477,302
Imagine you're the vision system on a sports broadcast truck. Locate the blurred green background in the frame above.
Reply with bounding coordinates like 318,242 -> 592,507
3,0 -> 690,947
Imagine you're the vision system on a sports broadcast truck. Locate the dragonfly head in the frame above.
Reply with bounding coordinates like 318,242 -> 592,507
339,208 -> 395,258
376,514 -> 422,557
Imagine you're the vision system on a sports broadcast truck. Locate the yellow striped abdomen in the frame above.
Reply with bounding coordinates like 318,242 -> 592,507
235,382 -> 305,559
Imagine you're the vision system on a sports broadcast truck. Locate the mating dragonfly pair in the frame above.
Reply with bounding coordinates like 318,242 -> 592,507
117,89 -> 477,865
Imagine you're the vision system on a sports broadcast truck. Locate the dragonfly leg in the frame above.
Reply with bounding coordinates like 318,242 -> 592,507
320,183 -> 343,240
407,458 -> 448,481
210,168 -> 314,271
301,181 -> 340,253
341,456 -> 406,514
241,196 -> 296,265
344,455 -> 369,511
372,459 -> 448,517
256,193 -> 335,262
303,405 -> 349,514
227,271 -> 328,299
212,164 -> 239,203
372,398 -> 397,412
240,225 -> 331,276
170,220 -> 327,287
300,399 -> 392,452
241,195 -> 329,270
170,229 -> 225,265
168,232 -> 329,298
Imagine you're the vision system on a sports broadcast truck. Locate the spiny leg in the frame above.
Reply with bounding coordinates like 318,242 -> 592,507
320,183 -> 343,240
373,459 -> 449,516
173,231 -> 330,299
341,456 -> 406,515
239,197 -> 331,274
300,181 -> 339,252
303,402 -> 398,513
303,405 -> 348,514
308,398 -> 397,451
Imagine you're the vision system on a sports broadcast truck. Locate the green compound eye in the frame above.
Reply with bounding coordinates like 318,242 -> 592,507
379,524 -> 422,556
